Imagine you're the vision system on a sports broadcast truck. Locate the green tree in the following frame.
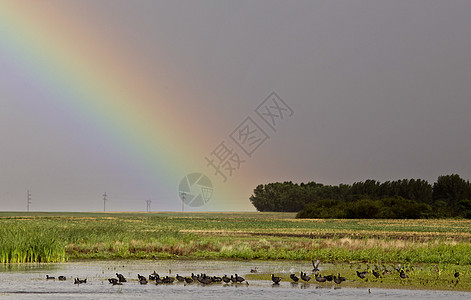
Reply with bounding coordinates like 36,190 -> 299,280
345,199 -> 381,218
433,174 -> 471,216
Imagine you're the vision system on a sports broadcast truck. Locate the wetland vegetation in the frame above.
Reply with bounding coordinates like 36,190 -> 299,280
3,211 -> 471,291
1,211 -> 471,265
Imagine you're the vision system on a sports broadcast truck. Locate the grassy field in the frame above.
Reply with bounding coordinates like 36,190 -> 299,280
1,211 -> 471,264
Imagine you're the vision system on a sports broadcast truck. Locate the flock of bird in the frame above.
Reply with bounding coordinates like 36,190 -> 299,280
354,263 -> 461,281
273,260 -> 347,285
45,260 -> 462,286
44,260 -> 336,286
45,275 -> 85,284
106,272 -> 249,285
46,272 -> 249,285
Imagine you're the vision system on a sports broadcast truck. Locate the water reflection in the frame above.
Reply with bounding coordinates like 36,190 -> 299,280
0,263 -> 58,272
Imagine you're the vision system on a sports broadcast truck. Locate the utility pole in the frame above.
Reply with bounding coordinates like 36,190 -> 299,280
181,192 -> 185,212
146,200 -> 151,212
103,192 -> 107,212
27,190 -> 32,212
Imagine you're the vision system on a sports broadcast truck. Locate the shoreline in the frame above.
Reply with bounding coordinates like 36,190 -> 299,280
2,259 -> 470,292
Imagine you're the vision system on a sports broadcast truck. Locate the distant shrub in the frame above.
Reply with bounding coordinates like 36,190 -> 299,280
297,196 -> 433,219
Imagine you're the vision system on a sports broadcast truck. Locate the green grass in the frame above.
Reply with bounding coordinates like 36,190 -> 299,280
1,212 -> 471,264
0,222 -> 66,263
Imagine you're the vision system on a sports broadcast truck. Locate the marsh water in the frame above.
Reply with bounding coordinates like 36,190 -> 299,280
0,260 -> 470,299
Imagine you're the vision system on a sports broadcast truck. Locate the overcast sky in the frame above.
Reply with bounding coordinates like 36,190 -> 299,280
1,0 -> 470,211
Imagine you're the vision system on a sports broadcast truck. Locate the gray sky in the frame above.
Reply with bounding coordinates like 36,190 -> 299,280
1,0 -> 470,211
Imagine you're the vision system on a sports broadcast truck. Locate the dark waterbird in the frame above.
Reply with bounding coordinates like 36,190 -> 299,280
312,259 -> 320,272
184,277 -> 194,284
74,278 -> 87,284
149,272 -> 158,280
176,274 -> 185,282
333,276 -> 342,284
58,276 -> 66,281
162,276 -> 175,284
149,274 -> 157,280
108,278 -> 121,285
197,275 -> 212,285
155,277 -> 164,284
356,271 -> 367,279
116,273 -> 126,282
399,271 -> 409,279
314,274 -> 326,283
137,274 -> 146,281
222,275 -> 231,283
290,273 -> 299,282
455,272 -> 460,278
372,270 -> 381,278
46,275 -> 55,280
324,274 -> 333,282
235,274 -> 245,283
337,273 -> 346,282
300,272 -> 311,282
139,277 -> 148,284
271,274 -> 281,284
137,274 -> 147,284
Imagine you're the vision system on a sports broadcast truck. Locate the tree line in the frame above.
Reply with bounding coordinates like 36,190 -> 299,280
249,174 -> 471,218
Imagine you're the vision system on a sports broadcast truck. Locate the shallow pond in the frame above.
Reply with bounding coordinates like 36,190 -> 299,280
0,260 -> 470,299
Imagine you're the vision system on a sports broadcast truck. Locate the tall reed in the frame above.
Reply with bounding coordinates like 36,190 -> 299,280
0,223 -> 66,263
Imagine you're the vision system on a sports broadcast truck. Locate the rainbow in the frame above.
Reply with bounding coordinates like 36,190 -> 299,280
0,2 -> 256,210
